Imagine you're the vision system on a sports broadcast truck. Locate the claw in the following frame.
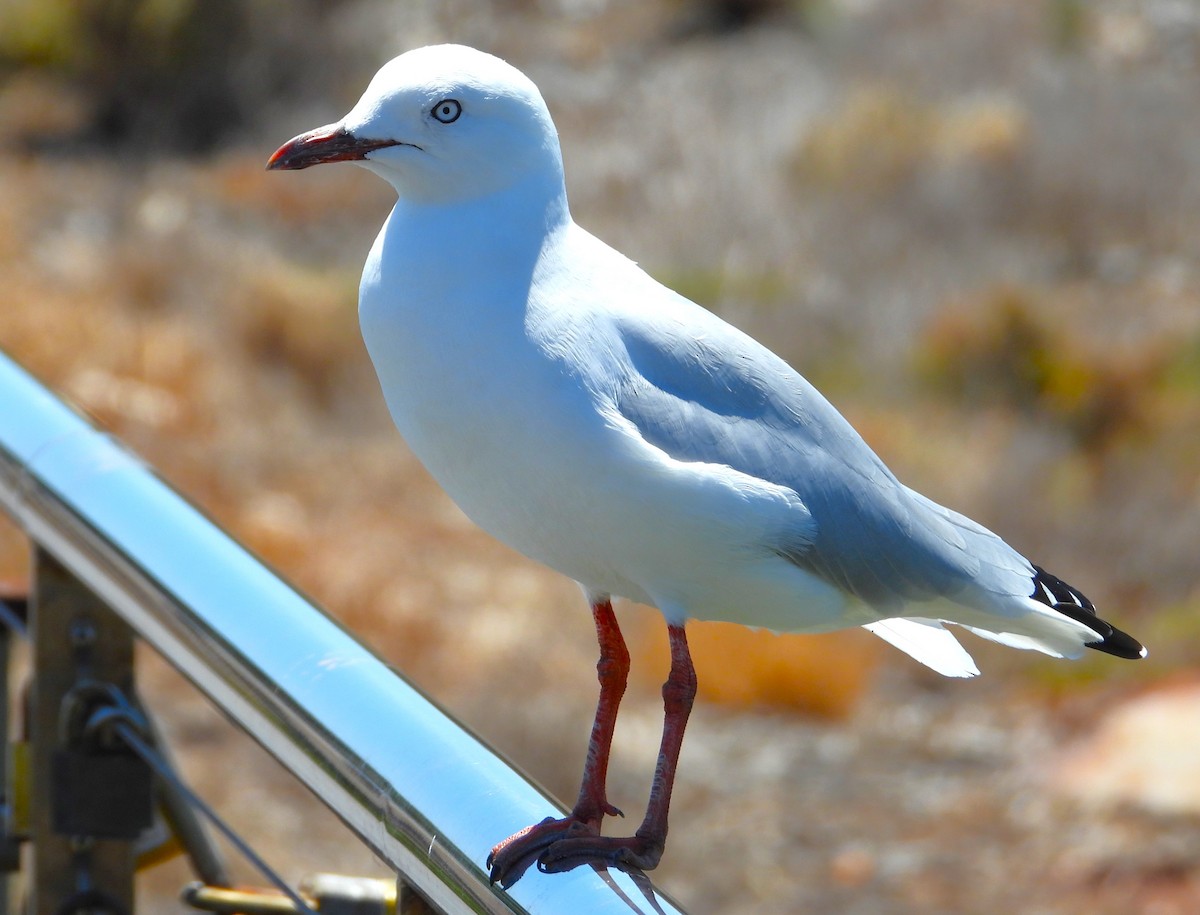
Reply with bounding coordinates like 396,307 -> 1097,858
537,833 -> 664,874
487,815 -> 601,887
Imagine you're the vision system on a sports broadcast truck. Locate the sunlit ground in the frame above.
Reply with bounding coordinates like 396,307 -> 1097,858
2,1 -> 1200,911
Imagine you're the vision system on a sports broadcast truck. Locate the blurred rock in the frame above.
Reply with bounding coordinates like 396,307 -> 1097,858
1050,680 -> 1200,815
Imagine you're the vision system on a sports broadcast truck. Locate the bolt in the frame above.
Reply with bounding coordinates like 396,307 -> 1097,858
69,616 -> 97,648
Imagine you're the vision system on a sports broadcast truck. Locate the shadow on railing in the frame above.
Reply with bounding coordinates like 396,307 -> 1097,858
0,349 -> 687,915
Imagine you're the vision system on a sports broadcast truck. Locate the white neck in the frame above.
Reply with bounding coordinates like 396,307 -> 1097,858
356,168 -> 573,444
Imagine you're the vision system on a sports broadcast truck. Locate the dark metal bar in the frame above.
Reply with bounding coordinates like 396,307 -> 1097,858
0,350 -> 686,915
0,594 -> 20,913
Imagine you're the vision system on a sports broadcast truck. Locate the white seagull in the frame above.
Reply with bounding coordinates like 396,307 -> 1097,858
268,44 -> 1145,885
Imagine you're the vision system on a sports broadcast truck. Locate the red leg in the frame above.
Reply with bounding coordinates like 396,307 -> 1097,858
571,598 -> 630,823
538,623 -> 696,873
487,598 -> 631,885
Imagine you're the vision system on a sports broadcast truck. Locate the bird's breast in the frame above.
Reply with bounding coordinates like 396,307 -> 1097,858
359,249 -> 647,596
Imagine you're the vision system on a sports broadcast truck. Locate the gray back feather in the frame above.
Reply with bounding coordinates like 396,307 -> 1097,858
612,314 -> 1029,610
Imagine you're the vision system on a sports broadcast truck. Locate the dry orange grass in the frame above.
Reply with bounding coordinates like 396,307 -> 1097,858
633,620 -> 882,718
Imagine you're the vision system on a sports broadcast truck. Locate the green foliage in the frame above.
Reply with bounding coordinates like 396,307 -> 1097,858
0,0 -> 80,68
914,285 -> 1176,454
1,0 -> 204,73
0,0 -> 351,153
1046,0 -> 1090,53
1162,333 -> 1200,394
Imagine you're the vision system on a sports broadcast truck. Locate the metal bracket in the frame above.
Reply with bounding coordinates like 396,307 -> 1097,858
50,681 -> 154,841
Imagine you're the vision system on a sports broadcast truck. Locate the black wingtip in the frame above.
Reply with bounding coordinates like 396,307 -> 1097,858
1030,566 -> 1147,661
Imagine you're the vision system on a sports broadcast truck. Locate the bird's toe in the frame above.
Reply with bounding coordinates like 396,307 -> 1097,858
536,833 -> 664,874
487,815 -> 600,887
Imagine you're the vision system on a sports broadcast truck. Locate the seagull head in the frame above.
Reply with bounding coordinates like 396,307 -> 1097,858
267,44 -> 564,206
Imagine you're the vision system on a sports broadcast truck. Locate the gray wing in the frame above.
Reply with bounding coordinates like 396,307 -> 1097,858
612,312 -> 1026,610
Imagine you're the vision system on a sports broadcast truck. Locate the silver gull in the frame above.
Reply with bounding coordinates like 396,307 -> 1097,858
267,43 -> 1145,886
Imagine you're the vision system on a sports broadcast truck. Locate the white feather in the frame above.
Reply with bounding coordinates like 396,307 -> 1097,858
863,619 -> 981,678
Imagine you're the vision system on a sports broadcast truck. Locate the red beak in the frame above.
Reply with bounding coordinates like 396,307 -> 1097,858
266,123 -> 402,171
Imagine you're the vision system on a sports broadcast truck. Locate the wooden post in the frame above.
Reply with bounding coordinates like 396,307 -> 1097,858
28,548 -> 138,914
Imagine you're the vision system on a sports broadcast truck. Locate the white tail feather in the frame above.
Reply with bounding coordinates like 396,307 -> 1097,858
863,618 -> 980,678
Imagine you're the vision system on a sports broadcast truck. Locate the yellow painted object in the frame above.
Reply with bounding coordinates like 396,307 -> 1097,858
632,618 -> 882,720
183,875 -> 399,914
7,741 -> 28,837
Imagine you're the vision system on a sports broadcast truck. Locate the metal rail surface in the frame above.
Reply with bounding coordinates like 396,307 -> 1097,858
0,350 -> 687,915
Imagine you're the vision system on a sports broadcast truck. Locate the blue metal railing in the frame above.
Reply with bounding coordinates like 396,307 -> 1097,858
0,349 -> 686,915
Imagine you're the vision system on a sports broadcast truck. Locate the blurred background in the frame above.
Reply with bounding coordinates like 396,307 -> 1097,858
1,0 -> 1199,911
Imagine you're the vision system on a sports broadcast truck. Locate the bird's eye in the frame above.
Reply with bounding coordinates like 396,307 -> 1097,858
432,99 -> 462,124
